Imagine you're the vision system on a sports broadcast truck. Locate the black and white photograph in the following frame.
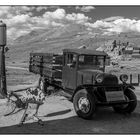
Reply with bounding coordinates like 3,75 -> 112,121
0,4 -> 140,134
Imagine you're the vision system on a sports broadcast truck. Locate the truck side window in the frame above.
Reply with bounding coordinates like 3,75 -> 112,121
96,56 -> 104,68
67,54 -> 76,68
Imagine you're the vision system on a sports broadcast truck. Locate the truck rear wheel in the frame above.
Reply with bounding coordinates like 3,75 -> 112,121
73,88 -> 96,119
113,88 -> 137,114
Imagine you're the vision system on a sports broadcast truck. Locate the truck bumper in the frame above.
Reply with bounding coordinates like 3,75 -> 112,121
96,99 -> 135,106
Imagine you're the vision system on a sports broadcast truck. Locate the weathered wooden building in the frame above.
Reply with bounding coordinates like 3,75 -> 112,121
132,47 -> 140,58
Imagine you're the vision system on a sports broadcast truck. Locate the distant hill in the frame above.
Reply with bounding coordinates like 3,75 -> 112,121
5,23 -> 140,66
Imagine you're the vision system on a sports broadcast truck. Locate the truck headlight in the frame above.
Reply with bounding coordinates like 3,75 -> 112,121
120,74 -> 128,83
96,74 -> 104,83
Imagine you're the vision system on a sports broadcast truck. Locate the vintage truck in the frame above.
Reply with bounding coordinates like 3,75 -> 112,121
29,48 -> 137,119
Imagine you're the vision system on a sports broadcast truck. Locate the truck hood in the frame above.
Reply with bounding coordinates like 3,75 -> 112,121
77,69 -> 118,85
78,69 -> 103,76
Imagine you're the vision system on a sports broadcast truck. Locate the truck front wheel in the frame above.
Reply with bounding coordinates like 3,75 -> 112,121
113,88 -> 137,114
73,88 -> 96,119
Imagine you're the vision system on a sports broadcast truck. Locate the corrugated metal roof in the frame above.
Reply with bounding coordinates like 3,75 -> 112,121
63,49 -> 108,56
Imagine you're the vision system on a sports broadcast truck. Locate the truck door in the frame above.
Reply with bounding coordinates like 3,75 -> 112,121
62,53 -> 77,90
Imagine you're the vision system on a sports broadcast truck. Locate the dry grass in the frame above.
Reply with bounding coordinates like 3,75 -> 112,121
6,67 -> 38,86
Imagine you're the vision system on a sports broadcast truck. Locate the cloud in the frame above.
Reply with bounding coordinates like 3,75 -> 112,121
36,6 -> 48,12
76,6 -> 95,12
86,17 -> 140,34
7,27 -> 30,40
4,6 -> 140,42
66,13 -> 89,23
43,8 -> 66,20
102,16 -> 124,22
0,6 -> 91,40
3,6 -> 140,41
7,14 -> 30,25
111,18 -> 140,32
0,6 -> 11,17
42,9 -> 90,25
0,6 -> 35,19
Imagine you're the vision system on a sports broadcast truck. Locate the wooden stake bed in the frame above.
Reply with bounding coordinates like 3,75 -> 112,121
29,53 -> 63,80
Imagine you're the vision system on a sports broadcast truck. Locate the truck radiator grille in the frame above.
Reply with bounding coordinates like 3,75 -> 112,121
95,86 -> 122,102
102,75 -> 118,85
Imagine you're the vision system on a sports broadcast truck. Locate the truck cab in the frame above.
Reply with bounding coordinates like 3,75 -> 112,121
62,49 -> 109,92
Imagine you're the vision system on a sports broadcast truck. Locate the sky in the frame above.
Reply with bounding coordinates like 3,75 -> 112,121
1,6 -> 140,40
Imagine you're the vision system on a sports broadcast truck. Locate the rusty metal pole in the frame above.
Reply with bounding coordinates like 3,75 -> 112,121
0,21 -> 7,98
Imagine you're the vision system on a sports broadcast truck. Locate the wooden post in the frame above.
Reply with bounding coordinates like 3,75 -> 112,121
0,21 -> 7,98
138,74 -> 140,85
130,74 -> 132,84
0,48 -> 2,96
1,46 -> 7,97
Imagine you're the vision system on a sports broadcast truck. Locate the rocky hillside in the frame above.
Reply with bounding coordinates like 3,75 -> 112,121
6,24 -> 107,64
5,23 -> 140,67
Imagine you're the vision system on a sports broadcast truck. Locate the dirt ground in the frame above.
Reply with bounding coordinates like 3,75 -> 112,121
0,86 -> 140,134
0,66 -> 140,134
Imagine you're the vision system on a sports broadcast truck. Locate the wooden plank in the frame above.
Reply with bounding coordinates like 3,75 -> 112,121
53,71 -> 62,79
43,57 -> 53,63
30,66 -> 39,74
30,53 -> 63,64
42,63 -> 62,70
31,57 -> 42,62
32,65 -> 42,74
30,64 -> 62,79
31,61 -> 42,66
30,65 -> 53,76
0,49 -> 1,90
29,53 -> 63,78
42,68 -> 53,77
53,55 -> 63,63
31,59 -> 62,69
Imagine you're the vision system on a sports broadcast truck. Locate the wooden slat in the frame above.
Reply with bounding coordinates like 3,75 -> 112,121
52,56 -> 63,64
30,61 -> 62,70
31,57 -> 42,62
30,65 -> 41,74
31,61 -> 42,65
29,53 -> 63,79
43,57 -> 53,63
30,64 -> 62,79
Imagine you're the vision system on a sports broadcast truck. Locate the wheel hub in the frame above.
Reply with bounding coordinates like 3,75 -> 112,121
78,97 -> 90,113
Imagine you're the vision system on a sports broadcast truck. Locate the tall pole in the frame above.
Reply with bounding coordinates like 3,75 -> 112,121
1,46 -> 7,97
0,21 -> 7,98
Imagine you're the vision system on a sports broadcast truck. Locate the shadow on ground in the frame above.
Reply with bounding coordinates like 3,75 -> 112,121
44,109 -> 71,117
0,101 -> 140,134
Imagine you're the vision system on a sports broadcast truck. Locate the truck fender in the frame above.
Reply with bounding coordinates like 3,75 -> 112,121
71,85 -> 96,102
123,84 -> 135,91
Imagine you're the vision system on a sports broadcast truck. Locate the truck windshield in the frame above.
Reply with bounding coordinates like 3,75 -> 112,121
78,55 -> 105,68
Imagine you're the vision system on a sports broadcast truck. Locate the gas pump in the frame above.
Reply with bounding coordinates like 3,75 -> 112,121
0,21 -> 7,98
